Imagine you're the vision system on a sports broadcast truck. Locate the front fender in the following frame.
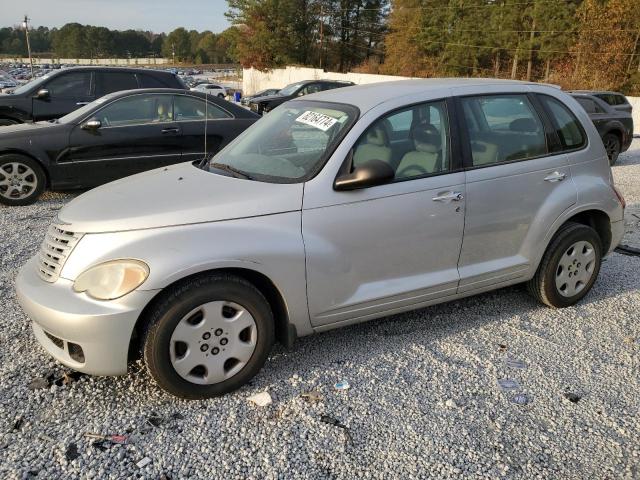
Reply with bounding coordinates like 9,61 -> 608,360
59,212 -> 313,335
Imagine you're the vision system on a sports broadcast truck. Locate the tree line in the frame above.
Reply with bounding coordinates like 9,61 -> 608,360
0,23 -> 239,64
228,0 -> 640,93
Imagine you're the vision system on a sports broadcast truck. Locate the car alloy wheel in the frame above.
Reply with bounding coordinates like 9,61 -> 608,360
169,301 -> 258,385
554,240 -> 597,297
0,161 -> 38,201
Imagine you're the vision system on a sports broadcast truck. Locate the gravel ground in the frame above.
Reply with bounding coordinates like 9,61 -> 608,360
1,142 -> 639,480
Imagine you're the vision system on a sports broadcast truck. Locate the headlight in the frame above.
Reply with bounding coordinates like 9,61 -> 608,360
73,260 -> 149,300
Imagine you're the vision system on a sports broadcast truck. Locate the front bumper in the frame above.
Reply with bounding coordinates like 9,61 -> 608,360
16,257 -> 159,376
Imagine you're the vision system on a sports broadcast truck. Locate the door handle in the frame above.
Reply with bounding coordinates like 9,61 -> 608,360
432,191 -> 464,202
544,171 -> 566,182
161,127 -> 180,134
76,102 -> 89,106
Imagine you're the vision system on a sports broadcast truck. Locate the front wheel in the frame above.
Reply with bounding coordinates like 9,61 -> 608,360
142,274 -> 274,399
0,154 -> 46,206
527,223 -> 602,308
603,133 -> 621,166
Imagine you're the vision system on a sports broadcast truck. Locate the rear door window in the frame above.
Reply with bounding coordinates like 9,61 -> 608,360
138,73 -> 170,88
96,72 -> 139,96
174,95 -> 231,120
538,95 -> 586,150
460,95 -> 547,166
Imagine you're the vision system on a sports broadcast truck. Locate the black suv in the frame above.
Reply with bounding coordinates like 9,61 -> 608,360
570,90 -> 632,114
247,79 -> 354,114
570,92 -> 634,165
0,67 -> 186,125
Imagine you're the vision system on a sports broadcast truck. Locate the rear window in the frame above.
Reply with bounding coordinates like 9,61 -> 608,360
595,93 -> 628,106
96,72 -> 138,96
138,73 -> 169,88
539,95 -> 586,150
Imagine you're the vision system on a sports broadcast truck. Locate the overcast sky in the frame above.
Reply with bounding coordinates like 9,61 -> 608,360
4,0 -> 231,33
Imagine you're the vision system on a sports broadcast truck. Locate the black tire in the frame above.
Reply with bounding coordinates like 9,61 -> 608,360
603,133 -> 621,166
0,154 -> 46,206
527,222 -> 602,308
142,273 -> 274,399
217,93 -> 225,98
0,118 -> 20,127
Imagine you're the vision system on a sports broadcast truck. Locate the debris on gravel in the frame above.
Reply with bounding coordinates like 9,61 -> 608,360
0,143 -> 639,478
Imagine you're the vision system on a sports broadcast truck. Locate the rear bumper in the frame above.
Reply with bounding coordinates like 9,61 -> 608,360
16,257 -> 159,376
610,220 -> 624,254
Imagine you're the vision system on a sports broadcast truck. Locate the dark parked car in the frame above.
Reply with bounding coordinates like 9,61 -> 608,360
570,92 -> 633,165
240,88 -> 280,106
0,89 -> 259,205
570,90 -> 632,114
247,80 -> 354,114
0,67 -> 187,126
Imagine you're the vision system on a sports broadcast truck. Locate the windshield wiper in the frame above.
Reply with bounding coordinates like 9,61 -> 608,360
210,162 -> 254,180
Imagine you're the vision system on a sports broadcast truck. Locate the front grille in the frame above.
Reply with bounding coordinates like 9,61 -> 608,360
37,224 -> 83,282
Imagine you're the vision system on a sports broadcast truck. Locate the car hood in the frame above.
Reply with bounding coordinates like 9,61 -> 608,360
0,121 -> 53,137
250,94 -> 286,103
58,162 -> 304,233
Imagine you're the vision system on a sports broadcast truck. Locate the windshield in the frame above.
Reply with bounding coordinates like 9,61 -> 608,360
11,74 -> 51,95
278,82 -> 305,96
207,100 -> 358,183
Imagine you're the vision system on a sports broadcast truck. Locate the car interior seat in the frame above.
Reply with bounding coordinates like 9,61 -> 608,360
353,123 -> 392,167
395,122 -> 442,178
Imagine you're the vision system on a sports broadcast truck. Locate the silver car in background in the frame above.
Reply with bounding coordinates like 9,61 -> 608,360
16,79 -> 626,398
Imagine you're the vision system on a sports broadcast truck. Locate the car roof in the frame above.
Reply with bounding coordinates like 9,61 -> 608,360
53,66 -> 175,75
300,78 -> 546,113
569,90 -> 626,96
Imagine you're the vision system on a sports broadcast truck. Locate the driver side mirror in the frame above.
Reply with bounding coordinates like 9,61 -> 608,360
35,88 -> 50,100
81,118 -> 102,130
334,159 -> 395,191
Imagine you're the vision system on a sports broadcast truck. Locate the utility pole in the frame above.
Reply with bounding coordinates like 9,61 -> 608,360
22,15 -> 34,78
172,42 -> 176,65
319,5 -> 324,69
627,30 -> 640,73
526,18 -> 536,81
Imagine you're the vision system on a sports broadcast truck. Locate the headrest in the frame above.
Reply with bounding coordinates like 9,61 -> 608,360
366,125 -> 387,146
509,117 -> 537,132
412,122 -> 441,153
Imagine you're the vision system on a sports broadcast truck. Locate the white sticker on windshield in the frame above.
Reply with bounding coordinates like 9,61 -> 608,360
295,111 -> 338,131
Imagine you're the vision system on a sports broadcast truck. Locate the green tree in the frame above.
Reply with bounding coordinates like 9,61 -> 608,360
162,27 -> 192,62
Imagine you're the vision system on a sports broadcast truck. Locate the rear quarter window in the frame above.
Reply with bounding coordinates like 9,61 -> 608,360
539,95 -> 587,150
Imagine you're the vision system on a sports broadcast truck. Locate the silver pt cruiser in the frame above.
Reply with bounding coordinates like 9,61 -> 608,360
16,79 -> 626,398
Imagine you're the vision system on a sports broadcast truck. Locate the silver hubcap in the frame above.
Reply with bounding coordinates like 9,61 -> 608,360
169,301 -> 257,385
0,162 -> 37,200
555,241 -> 596,297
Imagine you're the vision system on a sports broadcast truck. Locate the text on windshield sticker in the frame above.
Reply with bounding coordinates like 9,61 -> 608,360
295,111 -> 338,131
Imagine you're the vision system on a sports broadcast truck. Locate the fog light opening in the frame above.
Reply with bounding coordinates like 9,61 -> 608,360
68,342 -> 85,363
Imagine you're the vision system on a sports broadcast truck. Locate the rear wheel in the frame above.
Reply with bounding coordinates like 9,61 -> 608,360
527,222 -> 602,308
0,154 -> 46,206
603,133 -> 621,166
217,93 -> 225,98
142,274 -> 274,399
